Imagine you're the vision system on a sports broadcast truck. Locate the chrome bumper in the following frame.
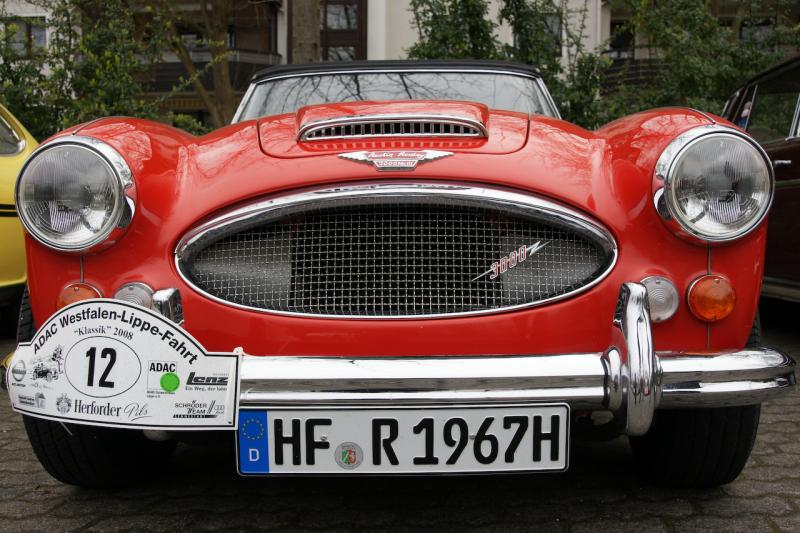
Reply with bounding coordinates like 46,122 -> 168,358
238,283 -> 795,436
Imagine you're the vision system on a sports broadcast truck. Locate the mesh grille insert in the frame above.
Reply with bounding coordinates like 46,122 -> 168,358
184,203 -> 612,317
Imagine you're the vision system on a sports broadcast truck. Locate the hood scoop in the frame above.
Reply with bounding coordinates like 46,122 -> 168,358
298,113 -> 487,141
296,100 -> 489,142
258,100 -> 528,158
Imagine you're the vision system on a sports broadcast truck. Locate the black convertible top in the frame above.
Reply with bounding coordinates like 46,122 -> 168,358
251,60 -> 541,82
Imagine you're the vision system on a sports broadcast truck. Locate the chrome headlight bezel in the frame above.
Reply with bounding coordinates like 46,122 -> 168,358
14,136 -> 135,252
654,125 -> 774,243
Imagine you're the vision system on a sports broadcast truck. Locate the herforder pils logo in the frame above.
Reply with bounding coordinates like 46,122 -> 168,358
56,394 -> 72,414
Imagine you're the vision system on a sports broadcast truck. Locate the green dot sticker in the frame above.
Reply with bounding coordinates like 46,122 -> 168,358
160,372 -> 180,392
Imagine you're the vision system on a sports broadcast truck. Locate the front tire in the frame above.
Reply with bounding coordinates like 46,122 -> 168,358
17,287 -> 176,488
629,404 -> 760,487
630,316 -> 763,487
23,416 -> 176,488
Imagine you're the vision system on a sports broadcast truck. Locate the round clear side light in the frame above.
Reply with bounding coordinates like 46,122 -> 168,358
641,276 -> 679,323
114,282 -> 154,308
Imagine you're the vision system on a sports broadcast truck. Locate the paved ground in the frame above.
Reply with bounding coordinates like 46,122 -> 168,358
0,301 -> 798,532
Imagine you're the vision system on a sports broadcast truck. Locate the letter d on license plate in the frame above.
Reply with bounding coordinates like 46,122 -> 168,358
237,404 -> 569,475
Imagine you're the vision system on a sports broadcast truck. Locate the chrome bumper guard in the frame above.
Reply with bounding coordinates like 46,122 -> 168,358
238,283 -> 795,436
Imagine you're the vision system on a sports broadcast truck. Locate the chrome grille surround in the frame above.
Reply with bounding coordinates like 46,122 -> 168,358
298,114 -> 488,141
175,183 -> 618,319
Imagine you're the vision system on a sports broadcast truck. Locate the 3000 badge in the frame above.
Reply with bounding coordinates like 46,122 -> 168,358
6,299 -> 240,430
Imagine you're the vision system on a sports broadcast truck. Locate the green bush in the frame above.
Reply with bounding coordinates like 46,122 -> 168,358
408,0 -> 800,128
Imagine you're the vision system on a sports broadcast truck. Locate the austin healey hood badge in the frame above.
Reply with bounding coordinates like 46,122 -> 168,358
339,150 -> 453,171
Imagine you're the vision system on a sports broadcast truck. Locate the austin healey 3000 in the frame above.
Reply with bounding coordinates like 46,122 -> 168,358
3,60 -> 795,488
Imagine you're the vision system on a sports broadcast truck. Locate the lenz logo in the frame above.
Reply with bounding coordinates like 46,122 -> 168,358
472,241 -> 548,281
187,372 -> 228,386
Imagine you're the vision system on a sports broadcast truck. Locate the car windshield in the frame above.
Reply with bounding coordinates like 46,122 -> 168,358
0,116 -> 21,155
236,71 -> 555,121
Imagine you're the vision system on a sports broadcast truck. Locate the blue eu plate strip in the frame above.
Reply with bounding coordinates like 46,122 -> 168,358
238,411 -> 269,474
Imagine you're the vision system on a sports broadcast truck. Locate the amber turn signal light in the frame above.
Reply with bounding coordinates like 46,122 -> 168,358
57,283 -> 102,309
687,275 -> 735,322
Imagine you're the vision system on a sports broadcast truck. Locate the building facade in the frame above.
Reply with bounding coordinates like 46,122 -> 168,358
310,0 -> 608,63
3,0 -> 797,124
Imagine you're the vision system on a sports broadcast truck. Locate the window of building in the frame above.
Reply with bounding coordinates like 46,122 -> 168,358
178,27 -> 236,51
226,0 -> 279,55
3,17 -> 46,57
608,20 -> 634,59
740,19 -> 778,51
180,32 -> 202,50
544,14 -> 562,57
719,17 -> 779,52
228,25 -> 236,49
510,10 -> 561,58
320,0 -> 366,61
323,1 -> 358,30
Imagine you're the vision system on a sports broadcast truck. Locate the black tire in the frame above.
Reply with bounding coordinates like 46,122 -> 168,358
746,311 -> 761,347
17,287 -> 176,488
23,416 -> 176,488
0,284 -> 24,337
16,287 -> 35,344
630,319 -> 763,487
629,405 -> 760,487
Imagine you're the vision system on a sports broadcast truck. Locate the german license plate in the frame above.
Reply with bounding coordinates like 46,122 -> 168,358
237,404 -> 569,475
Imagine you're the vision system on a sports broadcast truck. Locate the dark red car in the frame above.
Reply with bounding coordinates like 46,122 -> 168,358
724,54 -> 800,300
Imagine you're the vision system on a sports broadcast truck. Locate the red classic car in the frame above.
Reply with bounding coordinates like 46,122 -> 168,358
3,60 -> 796,488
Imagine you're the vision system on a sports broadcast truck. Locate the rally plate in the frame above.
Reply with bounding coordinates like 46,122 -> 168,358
6,299 -> 239,430
237,404 -> 569,475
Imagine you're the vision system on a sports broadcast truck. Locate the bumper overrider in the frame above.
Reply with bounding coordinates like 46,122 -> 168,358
3,283 -> 796,436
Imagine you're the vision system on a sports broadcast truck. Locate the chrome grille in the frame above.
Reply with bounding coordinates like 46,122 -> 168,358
298,114 -> 487,141
179,186 -> 616,318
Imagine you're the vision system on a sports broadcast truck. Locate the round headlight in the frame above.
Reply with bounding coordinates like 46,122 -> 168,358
15,137 -> 132,251
660,130 -> 773,242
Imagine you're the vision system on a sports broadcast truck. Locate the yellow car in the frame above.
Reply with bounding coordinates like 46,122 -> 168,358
0,104 -> 36,319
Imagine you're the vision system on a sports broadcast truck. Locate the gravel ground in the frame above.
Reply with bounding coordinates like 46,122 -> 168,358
0,300 -> 797,532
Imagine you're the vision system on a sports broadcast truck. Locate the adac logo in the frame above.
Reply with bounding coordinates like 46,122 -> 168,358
339,150 -> 452,171
335,442 -> 363,470
147,361 -> 180,393
56,393 -> 72,414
